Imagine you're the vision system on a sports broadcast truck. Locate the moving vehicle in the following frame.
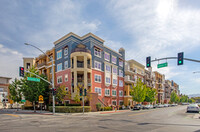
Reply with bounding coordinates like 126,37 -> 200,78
187,104 -> 200,113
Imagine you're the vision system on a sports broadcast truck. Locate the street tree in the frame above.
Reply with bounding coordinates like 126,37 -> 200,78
8,78 -> 22,110
170,91 -> 179,104
56,85 -> 67,104
19,67 -> 50,112
144,87 -> 157,103
130,79 -> 147,104
180,95 -> 189,103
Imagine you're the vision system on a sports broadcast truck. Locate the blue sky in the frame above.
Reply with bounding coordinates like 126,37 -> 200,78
0,0 -> 200,95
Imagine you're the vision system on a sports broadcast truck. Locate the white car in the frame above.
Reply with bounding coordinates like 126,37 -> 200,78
187,104 -> 200,113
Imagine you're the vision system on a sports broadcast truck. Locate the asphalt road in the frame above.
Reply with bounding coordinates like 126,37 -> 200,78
0,106 -> 199,132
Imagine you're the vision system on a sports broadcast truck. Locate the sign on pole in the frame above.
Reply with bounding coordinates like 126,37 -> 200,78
39,95 -> 44,104
157,62 -> 168,68
27,77 -> 40,82
21,100 -> 26,103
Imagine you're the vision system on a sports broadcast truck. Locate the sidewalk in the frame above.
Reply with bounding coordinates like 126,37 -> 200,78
0,108 -> 132,115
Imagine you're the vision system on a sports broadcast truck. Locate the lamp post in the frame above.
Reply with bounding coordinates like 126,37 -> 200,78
24,43 -> 55,114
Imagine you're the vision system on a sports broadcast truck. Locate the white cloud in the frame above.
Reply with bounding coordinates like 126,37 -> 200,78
108,0 -> 200,62
0,44 -> 23,79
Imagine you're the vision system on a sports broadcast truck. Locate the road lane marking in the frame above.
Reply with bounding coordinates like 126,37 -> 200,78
128,111 -> 153,116
3,114 -> 19,117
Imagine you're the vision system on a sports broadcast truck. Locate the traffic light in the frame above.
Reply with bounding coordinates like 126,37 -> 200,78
19,67 -> 24,77
52,88 -> 56,95
177,52 -> 184,65
80,88 -> 83,96
84,89 -> 87,96
146,56 -> 151,68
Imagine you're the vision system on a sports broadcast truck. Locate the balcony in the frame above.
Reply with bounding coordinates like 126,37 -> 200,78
71,48 -> 91,54
37,62 -> 46,68
125,76 -> 135,84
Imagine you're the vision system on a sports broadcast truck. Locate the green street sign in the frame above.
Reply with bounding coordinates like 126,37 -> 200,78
157,62 -> 168,68
27,77 -> 40,82
21,100 -> 26,103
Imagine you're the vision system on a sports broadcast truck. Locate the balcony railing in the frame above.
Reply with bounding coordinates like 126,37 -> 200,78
125,76 -> 135,83
71,48 -> 91,54
37,62 -> 46,67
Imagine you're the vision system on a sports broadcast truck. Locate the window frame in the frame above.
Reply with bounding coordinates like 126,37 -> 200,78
119,80 -> 123,87
119,90 -> 123,97
94,48 -> 101,58
94,74 -> 101,83
57,63 -> 62,72
64,47 -> 68,56
65,74 -> 68,82
105,89 -> 110,96
104,52 -> 110,62
94,61 -> 101,70
57,50 -> 62,60
112,56 -> 117,64
64,61 -> 68,69
112,90 -> 117,96
57,76 -> 62,84
119,59 -> 123,67
95,87 -> 101,95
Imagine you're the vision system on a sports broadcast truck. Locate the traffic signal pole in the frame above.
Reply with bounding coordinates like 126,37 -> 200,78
151,57 -> 200,63
25,43 -> 55,115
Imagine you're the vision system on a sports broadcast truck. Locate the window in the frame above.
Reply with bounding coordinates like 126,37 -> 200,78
65,74 -> 68,82
57,63 -> 62,72
112,56 -> 117,64
134,76 -> 137,81
119,80 -> 123,87
64,61 -> 68,69
113,67 -> 117,74
119,101 -> 124,106
57,76 -> 62,84
57,50 -> 62,60
64,48 -> 68,56
95,74 -> 101,83
65,100 -> 70,104
94,48 -> 101,58
119,91 -> 123,97
49,56 -> 53,61
112,100 -> 117,105
26,63 -> 30,69
104,52 -> 110,61
112,90 -> 117,96
50,68 -> 52,74
95,87 -> 101,95
119,70 -> 123,77
113,79 -> 117,85
105,64 -> 111,72
94,61 -> 101,70
119,59 -> 123,67
105,89 -> 110,96
65,87 -> 68,91
106,77 -> 111,84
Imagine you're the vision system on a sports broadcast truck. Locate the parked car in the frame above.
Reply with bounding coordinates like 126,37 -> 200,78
164,104 -> 169,107
171,104 -> 177,107
153,104 -> 158,108
133,104 -> 143,110
187,104 -> 200,113
158,104 -> 164,108
143,105 -> 153,109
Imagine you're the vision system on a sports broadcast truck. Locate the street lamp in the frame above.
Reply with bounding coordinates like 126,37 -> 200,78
24,43 -> 55,114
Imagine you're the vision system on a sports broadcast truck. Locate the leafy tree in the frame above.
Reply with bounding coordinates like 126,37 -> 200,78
180,95 -> 189,103
144,87 -> 157,103
19,67 -> 50,112
130,79 -> 147,104
170,91 -> 179,103
56,85 -> 67,104
8,78 -> 22,110
188,98 -> 195,103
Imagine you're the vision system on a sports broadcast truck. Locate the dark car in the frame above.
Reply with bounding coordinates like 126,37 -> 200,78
133,104 -> 143,110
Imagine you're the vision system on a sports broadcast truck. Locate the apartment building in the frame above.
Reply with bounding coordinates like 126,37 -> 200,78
144,67 -> 155,89
54,32 -> 125,110
164,80 -> 171,104
124,60 -> 145,106
0,76 -> 11,103
154,71 -> 165,104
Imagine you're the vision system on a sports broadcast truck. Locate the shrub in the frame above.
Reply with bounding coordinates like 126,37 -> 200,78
21,105 -> 34,110
48,106 -> 91,113
96,103 -> 101,111
48,104 -> 81,106
100,106 -> 112,111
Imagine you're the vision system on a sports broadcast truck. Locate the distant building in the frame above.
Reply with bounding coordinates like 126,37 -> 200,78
124,59 -> 145,106
0,76 -> 11,103
154,71 -> 165,104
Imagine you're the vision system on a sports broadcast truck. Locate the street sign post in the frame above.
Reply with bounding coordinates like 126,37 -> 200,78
27,77 -> 40,82
157,62 -> 168,68
21,100 -> 26,103
39,95 -> 44,113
